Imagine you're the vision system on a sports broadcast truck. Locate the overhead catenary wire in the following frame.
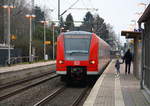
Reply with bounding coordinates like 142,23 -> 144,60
63,0 -> 74,9
81,0 -> 88,8
87,0 -> 94,8
60,0 -> 80,16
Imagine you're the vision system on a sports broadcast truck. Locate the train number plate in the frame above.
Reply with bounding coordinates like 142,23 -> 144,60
74,61 -> 80,65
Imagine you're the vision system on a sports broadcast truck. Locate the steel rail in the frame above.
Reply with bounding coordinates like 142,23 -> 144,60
71,87 -> 90,106
0,64 -> 55,90
33,86 -> 66,106
0,74 -> 59,101
0,71 -> 55,90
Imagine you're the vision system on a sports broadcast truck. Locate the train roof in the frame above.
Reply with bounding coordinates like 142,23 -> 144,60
62,31 -> 110,47
64,31 -> 92,35
100,38 -> 110,47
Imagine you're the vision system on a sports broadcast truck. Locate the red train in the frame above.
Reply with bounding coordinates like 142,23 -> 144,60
56,31 -> 110,82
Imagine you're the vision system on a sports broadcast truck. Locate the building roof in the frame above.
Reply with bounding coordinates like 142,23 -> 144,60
121,30 -> 141,39
138,4 -> 150,23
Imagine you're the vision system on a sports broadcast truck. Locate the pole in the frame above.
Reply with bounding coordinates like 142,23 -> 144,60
58,0 -> 61,32
32,0 -> 34,14
8,8 -> 11,65
44,23 -> 46,60
32,0 -> 35,35
53,25 -> 55,60
139,23 -> 144,89
58,0 -> 60,21
29,17 -> 32,62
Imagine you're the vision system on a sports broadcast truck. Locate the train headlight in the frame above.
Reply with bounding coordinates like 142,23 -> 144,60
90,60 -> 95,64
58,60 -> 64,64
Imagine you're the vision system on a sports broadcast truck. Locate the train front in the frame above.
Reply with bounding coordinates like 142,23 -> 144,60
56,31 -> 98,81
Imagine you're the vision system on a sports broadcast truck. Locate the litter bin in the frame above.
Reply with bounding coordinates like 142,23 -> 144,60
45,54 -> 48,60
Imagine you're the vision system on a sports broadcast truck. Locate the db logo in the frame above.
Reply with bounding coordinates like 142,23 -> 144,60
74,61 -> 80,65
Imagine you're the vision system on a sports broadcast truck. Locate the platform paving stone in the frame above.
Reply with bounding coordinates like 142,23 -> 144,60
93,61 -> 115,106
84,60 -> 150,106
94,73 -> 115,106
120,65 -> 149,106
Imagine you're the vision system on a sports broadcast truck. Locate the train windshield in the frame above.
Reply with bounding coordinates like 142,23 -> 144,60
64,35 -> 91,60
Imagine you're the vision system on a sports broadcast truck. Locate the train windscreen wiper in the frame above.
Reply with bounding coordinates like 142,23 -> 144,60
66,50 -> 88,54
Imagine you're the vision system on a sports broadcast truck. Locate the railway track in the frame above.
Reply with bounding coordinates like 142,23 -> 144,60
0,72 -> 59,101
71,87 -> 89,106
0,71 -> 55,90
33,86 -> 90,106
33,86 -> 66,106
0,64 -> 56,90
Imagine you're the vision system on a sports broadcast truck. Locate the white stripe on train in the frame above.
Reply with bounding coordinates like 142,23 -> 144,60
56,71 -> 99,75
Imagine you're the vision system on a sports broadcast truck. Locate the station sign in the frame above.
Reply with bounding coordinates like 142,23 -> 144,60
11,35 -> 16,40
44,41 -> 51,45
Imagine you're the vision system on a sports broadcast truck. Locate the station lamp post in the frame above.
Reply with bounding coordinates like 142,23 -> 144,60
130,20 -> 137,30
135,12 -> 143,16
61,27 -> 64,32
40,21 -> 48,60
52,24 -> 55,60
138,3 -> 147,9
2,5 -> 16,65
25,14 -> 36,62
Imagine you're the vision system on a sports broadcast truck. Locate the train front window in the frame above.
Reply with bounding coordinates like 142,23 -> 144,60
64,35 -> 91,60
66,50 -> 88,54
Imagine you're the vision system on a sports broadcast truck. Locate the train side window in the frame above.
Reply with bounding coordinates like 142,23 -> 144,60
99,43 -> 101,58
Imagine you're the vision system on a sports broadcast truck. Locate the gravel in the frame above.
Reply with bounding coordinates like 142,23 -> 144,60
0,70 -> 99,106
0,77 -> 65,106
43,86 -> 86,106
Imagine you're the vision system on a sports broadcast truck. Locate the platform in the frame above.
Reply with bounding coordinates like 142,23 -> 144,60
84,60 -> 150,106
0,61 -> 55,73
0,61 -> 56,86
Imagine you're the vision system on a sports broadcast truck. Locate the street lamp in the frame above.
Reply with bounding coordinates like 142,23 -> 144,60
2,5 -> 16,65
127,27 -> 133,31
138,3 -> 147,9
52,24 -> 55,60
135,12 -> 143,16
61,27 -> 64,32
40,20 -> 48,60
131,20 -> 137,30
25,14 -> 36,62
135,12 -> 143,19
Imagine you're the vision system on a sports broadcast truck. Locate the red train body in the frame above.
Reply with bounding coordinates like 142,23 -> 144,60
56,31 -> 110,81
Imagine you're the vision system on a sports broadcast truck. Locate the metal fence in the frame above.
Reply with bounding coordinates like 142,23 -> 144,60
0,47 -> 40,66
4,56 -> 39,66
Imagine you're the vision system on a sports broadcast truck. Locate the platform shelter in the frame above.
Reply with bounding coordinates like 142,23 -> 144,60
121,31 -> 141,80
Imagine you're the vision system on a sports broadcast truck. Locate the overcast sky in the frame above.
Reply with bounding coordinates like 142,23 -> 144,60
34,0 -> 149,42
